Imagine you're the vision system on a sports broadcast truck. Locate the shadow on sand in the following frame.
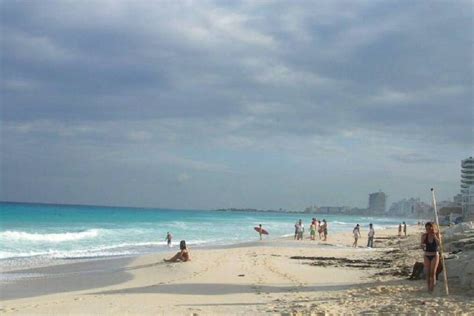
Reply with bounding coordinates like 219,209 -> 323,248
90,279 -> 407,296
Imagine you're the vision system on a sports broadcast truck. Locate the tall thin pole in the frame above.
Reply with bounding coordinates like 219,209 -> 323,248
431,188 -> 449,295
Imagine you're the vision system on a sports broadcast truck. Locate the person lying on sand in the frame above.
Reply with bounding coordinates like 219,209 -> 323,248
164,240 -> 191,262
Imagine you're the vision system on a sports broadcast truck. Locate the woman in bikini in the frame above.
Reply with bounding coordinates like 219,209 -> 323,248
164,240 -> 191,262
421,222 -> 440,292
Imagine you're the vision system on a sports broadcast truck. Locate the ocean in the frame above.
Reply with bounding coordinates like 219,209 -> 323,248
0,202 -> 413,270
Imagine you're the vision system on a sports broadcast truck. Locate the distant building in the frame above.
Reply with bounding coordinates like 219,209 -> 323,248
318,206 -> 349,214
461,157 -> 474,220
389,197 -> 432,218
304,205 -> 318,213
438,206 -> 463,224
463,185 -> 474,221
453,194 -> 463,205
436,200 -> 458,209
389,198 -> 418,216
368,192 -> 386,214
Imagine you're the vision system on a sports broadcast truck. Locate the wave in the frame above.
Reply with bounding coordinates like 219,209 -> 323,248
0,229 -> 100,242
0,238 -> 215,260
331,221 -> 351,225
0,249 -> 135,260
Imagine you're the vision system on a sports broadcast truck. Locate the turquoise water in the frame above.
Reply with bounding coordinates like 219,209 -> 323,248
1,202 -> 412,268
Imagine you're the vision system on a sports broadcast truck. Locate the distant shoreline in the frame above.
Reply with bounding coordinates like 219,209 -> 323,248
214,207 -> 424,218
2,201 -> 424,218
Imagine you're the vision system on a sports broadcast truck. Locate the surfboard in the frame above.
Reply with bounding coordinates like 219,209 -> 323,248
254,227 -> 269,235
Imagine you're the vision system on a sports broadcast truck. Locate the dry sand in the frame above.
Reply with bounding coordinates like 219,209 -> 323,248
1,226 -> 473,315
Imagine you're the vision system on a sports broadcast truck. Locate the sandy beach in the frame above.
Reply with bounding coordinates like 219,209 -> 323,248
1,225 -> 473,315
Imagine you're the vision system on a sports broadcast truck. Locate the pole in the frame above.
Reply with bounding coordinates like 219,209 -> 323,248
431,188 -> 449,295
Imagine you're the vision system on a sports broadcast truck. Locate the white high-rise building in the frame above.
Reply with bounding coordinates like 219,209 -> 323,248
463,185 -> 474,221
461,157 -> 474,220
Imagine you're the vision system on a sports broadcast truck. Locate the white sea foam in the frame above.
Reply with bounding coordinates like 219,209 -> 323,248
331,221 -> 350,225
0,229 -> 100,242
0,248 -> 136,260
0,239 -> 213,260
0,250 -> 50,259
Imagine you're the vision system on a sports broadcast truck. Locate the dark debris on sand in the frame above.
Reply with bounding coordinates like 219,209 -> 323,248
290,248 -> 412,278
290,256 -> 392,269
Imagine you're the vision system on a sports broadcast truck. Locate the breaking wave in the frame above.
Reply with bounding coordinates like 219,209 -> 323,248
0,229 -> 100,242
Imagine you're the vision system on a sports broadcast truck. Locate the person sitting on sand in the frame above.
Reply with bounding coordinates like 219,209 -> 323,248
352,224 -> 361,248
420,222 -> 440,292
164,240 -> 190,262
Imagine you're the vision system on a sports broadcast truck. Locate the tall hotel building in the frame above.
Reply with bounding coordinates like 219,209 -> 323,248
368,191 -> 387,215
461,157 -> 474,220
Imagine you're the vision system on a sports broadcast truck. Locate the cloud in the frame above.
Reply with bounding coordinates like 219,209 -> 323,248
391,153 -> 445,164
1,0 -> 471,208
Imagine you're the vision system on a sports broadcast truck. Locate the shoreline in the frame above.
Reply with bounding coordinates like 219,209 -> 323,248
1,225 -> 473,314
0,227 -> 405,301
0,223 -> 405,275
0,222 -> 408,274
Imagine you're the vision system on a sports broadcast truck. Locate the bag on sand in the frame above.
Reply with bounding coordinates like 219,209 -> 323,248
409,262 -> 443,280
409,262 -> 424,280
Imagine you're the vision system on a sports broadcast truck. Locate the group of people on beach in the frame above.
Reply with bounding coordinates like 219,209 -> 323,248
293,218 -> 378,248
352,223 -> 375,248
398,222 -> 407,237
163,218 -> 441,293
294,218 -> 327,241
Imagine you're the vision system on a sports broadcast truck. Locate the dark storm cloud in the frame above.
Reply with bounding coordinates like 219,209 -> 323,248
1,0 -> 472,208
2,1 -> 472,138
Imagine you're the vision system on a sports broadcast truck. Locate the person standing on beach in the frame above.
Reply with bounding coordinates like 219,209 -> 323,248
352,224 -> 361,247
258,224 -> 263,240
322,219 -> 328,241
296,219 -> 304,240
421,222 -> 440,292
310,221 -> 317,241
294,221 -> 299,240
165,232 -> 173,247
318,220 -> 323,239
398,223 -> 402,237
367,223 -> 375,248
403,221 -> 407,237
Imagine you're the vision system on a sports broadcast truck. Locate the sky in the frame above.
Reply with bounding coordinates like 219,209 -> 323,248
1,0 -> 472,210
